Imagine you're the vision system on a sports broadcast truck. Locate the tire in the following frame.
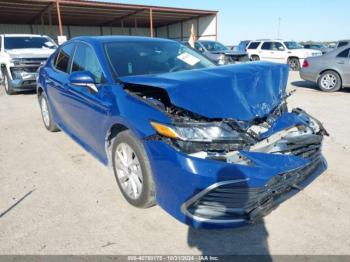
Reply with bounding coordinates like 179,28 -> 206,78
112,130 -> 156,208
39,92 -> 59,132
251,55 -> 260,61
288,58 -> 300,71
2,69 -> 15,95
317,70 -> 342,92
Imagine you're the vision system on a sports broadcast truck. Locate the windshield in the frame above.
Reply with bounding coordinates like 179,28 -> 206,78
284,41 -> 303,49
201,41 -> 229,52
4,36 -> 57,50
105,40 -> 215,77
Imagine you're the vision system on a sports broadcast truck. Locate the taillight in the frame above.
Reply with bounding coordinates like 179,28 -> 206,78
302,59 -> 309,68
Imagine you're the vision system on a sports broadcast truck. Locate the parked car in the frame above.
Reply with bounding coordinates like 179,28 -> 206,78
235,40 -> 251,52
37,36 -> 328,228
335,40 -> 350,48
246,39 -> 322,71
300,44 -> 350,92
193,40 -> 249,65
302,43 -> 331,54
0,34 -> 57,95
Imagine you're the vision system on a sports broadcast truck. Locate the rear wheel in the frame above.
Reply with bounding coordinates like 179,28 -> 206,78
288,58 -> 300,71
112,130 -> 156,208
39,93 -> 59,132
251,55 -> 260,61
317,70 -> 342,92
2,69 -> 15,95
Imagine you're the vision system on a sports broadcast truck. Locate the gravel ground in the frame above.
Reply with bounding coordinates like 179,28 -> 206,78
0,71 -> 349,255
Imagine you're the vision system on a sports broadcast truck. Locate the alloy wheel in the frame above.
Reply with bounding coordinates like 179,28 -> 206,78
288,59 -> 298,70
114,143 -> 143,199
320,73 -> 337,90
41,97 -> 50,127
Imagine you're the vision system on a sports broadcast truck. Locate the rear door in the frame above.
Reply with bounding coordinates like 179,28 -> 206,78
271,42 -> 287,63
259,42 -> 274,61
336,48 -> 350,86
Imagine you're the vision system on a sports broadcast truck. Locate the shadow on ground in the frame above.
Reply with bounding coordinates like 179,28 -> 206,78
187,221 -> 271,258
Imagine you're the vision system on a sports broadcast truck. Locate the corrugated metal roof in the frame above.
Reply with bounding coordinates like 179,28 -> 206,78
0,0 -> 217,27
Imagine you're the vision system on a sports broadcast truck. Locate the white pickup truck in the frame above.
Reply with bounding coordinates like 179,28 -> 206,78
246,39 -> 322,71
0,34 -> 57,95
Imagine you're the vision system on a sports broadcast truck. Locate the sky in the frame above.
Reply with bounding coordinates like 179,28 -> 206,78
95,0 -> 349,45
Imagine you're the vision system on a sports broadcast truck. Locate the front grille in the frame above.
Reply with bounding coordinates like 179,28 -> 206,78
277,134 -> 323,162
185,155 -> 322,222
12,57 -> 47,66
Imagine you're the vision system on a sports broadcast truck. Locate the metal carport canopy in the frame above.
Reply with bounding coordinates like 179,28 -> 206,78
0,0 -> 217,38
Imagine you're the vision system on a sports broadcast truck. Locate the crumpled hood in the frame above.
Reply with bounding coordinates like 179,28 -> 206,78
119,62 -> 289,121
6,48 -> 55,58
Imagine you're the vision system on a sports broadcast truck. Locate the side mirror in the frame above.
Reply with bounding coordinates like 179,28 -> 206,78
278,46 -> 285,51
69,71 -> 98,93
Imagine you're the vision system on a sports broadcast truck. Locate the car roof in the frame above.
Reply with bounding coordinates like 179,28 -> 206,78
322,43 -> 350,57
70,35 -> 176,46
253,39 -> 284,41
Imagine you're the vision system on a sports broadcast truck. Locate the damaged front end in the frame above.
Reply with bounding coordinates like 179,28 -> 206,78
120,63 -> 328,227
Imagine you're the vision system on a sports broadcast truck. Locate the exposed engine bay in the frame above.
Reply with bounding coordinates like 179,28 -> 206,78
123,83 -> 329,165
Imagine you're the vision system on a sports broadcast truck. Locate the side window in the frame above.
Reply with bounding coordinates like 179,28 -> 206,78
71,43 -> 104,84
0,36 -> 2,52
247,41 -> 260,49
55,43 -> 75,73
261,42 -> 273,50
338,42 -> 348,48
337,48 -> 350,58
274,42 -> 285,51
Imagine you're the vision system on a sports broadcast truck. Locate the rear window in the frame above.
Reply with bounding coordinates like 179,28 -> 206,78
54,43 -> 75,73
247,41 -> 260,49
337,48 -> 350,58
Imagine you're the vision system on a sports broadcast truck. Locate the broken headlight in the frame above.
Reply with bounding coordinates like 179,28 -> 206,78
151,121 -> 245,143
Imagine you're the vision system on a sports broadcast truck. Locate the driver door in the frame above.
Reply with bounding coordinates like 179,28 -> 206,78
61,42 -> 112,158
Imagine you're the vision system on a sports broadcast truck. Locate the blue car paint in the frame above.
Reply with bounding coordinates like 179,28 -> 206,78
38,36 -> 327,228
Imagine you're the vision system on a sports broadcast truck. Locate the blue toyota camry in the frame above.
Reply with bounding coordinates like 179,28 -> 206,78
37,36 -> 328,228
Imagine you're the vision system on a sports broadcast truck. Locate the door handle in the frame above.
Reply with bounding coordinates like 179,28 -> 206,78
337,61 -> 345,64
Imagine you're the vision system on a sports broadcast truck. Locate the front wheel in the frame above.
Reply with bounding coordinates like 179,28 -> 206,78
288,58 -> 300,71
2,69 -> 15,95
39,93 -> 59,132
317,70 -> 342,92
112,130 -> 156,208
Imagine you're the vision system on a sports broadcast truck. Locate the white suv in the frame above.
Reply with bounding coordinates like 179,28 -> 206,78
246,39 -> 322,70
0,34 -> 57,95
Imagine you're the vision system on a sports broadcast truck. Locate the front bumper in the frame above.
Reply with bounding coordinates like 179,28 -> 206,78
144,112 -> 327,228
9,70 -> 37,91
